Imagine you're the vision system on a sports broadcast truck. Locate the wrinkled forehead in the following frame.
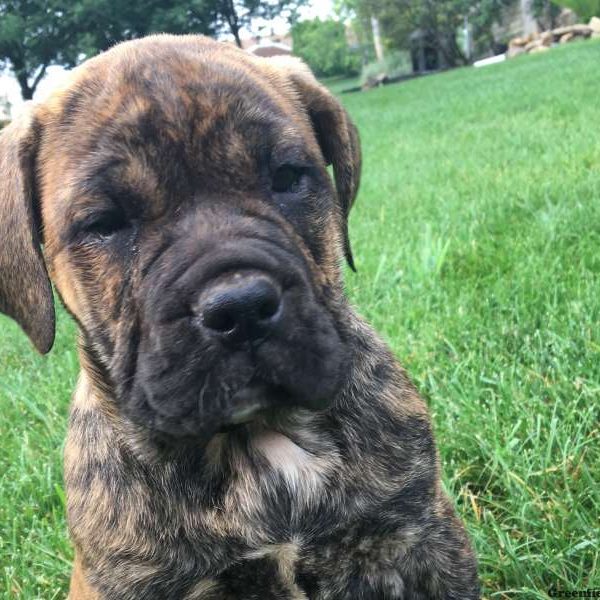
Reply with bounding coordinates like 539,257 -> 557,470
50,43 -> 310,162
38,40 -> 320,226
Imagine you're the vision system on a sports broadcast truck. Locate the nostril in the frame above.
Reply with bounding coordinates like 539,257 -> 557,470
202,305 -> 237,333
257,294 -> 280,321
198,274 -> 282,342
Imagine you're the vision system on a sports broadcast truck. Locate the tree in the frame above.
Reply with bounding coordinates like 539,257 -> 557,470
209,0 -> 307,48
0,1 -> 78,99
74,0 -> 308,52
551,0 -> 600,20
0,0 -> 311,101
337,0 -> 515,67
292,18 -> 361,78
0,0 -> 216,100
532,0 -> 562,29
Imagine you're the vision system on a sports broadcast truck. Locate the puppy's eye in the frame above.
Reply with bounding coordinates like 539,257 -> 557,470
272,165 -> 304,194
82,211 -> 130,239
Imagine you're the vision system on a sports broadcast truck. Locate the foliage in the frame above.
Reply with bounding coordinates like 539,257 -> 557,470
0,0 -> 216,100
211,0 -> 307,48
0,0 -> 307,100
0,0 -> 81,99
532,0 -> 563,29
551,0 -> 600,20
71,0 -> 217,51
359,49 -> 410,85
337,0 -> 516,65
292,18 -> 361,78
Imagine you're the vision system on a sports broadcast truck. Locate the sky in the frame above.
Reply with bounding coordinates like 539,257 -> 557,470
0,0 -> 334,116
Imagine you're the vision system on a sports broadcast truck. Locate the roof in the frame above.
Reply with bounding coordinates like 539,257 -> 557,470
246,41 -> 292,57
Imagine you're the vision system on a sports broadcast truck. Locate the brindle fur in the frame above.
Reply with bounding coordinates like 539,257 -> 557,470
0,35 -> 479,599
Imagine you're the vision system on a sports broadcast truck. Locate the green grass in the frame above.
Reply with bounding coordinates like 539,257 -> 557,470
2,41 -> 599,598
320,74 -> 360,94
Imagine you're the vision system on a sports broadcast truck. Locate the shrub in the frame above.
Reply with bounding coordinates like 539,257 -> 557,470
360,50 -> 411,86
292,18 -> 361,79
552,0 -> 600,20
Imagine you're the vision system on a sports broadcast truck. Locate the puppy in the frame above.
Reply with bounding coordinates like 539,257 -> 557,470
0,35 -> 479,599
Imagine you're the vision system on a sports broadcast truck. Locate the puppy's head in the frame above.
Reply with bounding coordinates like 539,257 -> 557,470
0,35 -> 361,443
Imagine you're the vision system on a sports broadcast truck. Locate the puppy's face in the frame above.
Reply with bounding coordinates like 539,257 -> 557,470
0,35 -> 361,444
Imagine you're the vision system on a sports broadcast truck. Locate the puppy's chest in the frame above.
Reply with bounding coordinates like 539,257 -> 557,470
198,544 -> 308,599
188,533 -> 405,600
73,422 -> 416,599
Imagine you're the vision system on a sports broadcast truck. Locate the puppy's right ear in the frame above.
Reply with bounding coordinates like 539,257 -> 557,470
0,110 -> 55,354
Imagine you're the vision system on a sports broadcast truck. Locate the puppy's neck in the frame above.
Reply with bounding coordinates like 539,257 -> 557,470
70,368 -> 339,472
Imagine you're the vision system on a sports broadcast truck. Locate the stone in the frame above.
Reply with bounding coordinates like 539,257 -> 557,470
524,39 -> 542,52
552,24 -> 592,37
557,8 -> 578,27
529,45 -> 550,54
507,45 -> 525,58
576,25 -> 593,37
593,31 -> 600,39
589,16 -> 600,33
362,73 -> 389,91
540,31 -> 554,46
560,32 -> 575,43
509,36 -> 527,48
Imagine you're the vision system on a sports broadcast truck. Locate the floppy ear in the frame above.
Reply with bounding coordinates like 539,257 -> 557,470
269,57 -> 362,270
0,110 -> 55,353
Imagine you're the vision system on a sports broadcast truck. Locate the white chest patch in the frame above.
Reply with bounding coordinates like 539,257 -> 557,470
253,431 -> 311,475
250,430 -> 328,496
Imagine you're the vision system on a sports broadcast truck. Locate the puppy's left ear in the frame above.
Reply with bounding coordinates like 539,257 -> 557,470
269,57 -> 362,270
0,110 -> 55,353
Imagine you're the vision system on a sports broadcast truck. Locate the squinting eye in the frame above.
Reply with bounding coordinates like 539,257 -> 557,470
272,165 -> 304,194
82,211 -> 130,239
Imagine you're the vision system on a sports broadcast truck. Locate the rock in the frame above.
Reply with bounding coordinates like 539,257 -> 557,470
552,24 -> 592,37
361,79 -> 376,91
560,32 -> 575,43
590,16 -> 600,33
593,31 -> 600,39
557,8 -> 578,27
524,39 -> 542,52
540,31 -> 554,46
509,36 -> 527,48
529,45 -> 550,54
362,73 -> 389,90
507,45 -> 526,58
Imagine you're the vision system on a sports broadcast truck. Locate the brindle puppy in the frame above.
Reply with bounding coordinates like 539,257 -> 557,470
0,35 -> 479,599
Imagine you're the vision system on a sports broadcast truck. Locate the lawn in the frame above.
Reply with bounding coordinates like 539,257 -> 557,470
1,40 -> 599,598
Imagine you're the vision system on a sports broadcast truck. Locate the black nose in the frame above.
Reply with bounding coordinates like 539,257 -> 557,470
198,273 -> 282,344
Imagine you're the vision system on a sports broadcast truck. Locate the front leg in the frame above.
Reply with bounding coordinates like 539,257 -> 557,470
298,496 -> 479,600
68,554 -> 101,600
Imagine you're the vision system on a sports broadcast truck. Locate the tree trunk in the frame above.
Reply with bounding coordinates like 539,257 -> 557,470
15,62 -> 48,101
223,0 -> 243,48
232,25 -> 243,48
371,16 -> 385,62
16,73 -> 34,101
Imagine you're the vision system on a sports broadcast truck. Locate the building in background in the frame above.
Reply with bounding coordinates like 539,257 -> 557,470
243,33 -> 292,57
